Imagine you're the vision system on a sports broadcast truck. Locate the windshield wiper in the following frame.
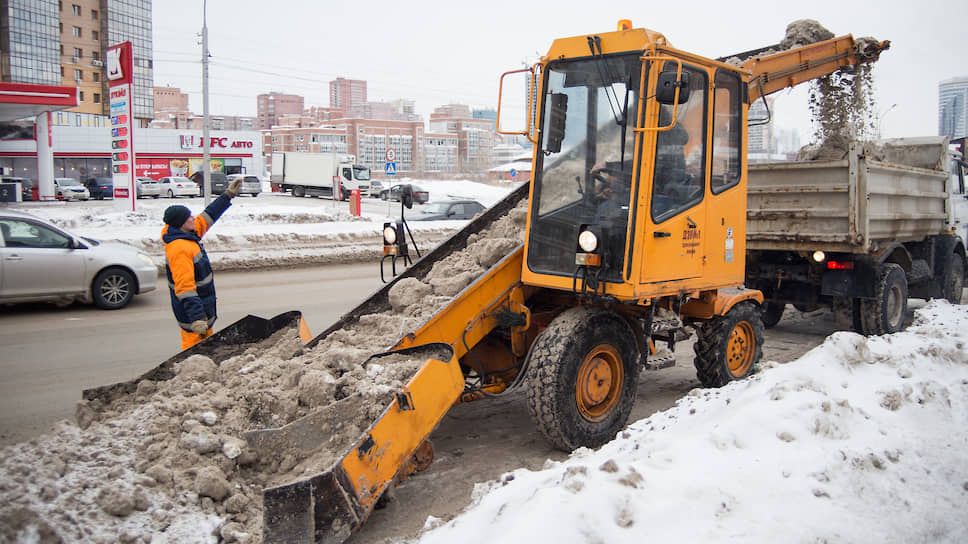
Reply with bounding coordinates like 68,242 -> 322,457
587,36 -> 624,127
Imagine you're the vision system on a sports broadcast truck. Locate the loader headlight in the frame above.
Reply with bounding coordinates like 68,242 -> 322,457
812,250 -> 826,263
578,230 -> 599,253
383,225 -> 397,245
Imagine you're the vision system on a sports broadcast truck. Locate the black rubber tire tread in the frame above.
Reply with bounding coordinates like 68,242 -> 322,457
92,267 -> 135,310
693,301 -> 764,388
860,263 -> 907,335
760,301 -> 785,329
944,253 -> 964,304
525,307 -> 639,452
292,186 -> 306,198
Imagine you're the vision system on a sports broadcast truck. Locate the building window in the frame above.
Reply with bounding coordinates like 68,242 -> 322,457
93,93 -> 100,104
92,51 -> 99,62
60,22 -> 63,33
93,72 -> 99,82
91,9 -> 98,20
92,30 -> 98,41
79,92 -> 84,101
60,67 -> 65,77
73,47 -> 82,59
74,69 -> 82,82
72,4 -> 80,15
72,26 -> 81,38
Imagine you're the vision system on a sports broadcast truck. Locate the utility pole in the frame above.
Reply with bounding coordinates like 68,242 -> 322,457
201,0 -> 211,204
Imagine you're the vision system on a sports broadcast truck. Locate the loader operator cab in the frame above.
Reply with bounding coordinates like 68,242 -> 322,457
524,43 -> 746,297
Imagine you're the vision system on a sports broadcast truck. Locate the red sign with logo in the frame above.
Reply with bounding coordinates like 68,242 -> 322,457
107,42 -> 133,86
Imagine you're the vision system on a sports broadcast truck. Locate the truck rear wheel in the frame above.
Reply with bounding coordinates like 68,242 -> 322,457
860,263 -> 907,335
525,307 -> 639,451
292,186 -> 306,198
944,253 -> 964,304
760,301 -> 785,328
693,301 -> 763,388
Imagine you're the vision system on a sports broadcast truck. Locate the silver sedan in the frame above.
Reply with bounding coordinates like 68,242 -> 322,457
0,210 -> 157,309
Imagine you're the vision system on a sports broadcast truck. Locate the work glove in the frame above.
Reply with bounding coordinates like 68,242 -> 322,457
190,319 -> 209,335
224,177 -> 243,198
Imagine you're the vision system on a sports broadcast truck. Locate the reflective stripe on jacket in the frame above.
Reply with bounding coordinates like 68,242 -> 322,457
162,194 -> 232,331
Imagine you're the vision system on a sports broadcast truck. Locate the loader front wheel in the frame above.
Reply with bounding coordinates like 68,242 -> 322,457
693,301 -> 763,388
525,307 -> 639,452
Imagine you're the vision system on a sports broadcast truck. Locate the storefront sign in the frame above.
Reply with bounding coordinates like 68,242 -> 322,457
179,135 -> 255,149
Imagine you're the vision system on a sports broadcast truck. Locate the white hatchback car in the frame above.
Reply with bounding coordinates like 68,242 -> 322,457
0,210 -> 157,309
53,177 -> 90,201
158,176 -> 200,198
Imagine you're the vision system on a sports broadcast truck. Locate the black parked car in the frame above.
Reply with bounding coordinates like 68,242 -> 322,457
84,177 -> 114,200
380,184 -> 429,204
190,172 -> 228,195
411,200 -> 486,221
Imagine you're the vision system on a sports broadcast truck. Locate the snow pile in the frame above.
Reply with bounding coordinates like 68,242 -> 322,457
17,179 -> 516,270
413,301 -> 968,544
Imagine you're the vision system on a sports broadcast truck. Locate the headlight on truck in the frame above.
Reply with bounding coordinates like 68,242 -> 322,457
578,230 -> 598,253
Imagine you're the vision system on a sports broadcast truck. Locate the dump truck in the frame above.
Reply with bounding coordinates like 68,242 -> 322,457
83,21 -> 889,543
270,152 -> 371,199
745,137 -> 968,334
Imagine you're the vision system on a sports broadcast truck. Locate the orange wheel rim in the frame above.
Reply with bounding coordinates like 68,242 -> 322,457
727,321 -> 755,376
576,345 -> 623,421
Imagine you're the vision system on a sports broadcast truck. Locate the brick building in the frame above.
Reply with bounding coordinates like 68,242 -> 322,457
257,92 -> 304,130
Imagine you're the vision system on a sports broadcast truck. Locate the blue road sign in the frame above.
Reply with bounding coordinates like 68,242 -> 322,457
510,168 -> 517,178
386,162 -> 396,176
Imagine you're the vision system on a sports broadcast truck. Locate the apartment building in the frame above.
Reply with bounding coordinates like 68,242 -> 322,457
257,92 -> 304,130
0,0 -> 153,123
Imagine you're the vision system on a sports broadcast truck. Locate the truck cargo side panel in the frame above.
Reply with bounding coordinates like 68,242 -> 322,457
748,150 -> 947,253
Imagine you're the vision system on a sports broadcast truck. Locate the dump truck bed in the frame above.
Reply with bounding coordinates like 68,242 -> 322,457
747,139 -> 949,254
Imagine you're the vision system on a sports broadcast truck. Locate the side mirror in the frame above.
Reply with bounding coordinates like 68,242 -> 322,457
545,93 -> 567,153
401,184 -> 414,209
656,70 -> 691,105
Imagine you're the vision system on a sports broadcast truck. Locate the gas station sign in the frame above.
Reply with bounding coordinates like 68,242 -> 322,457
108,42 -> 136,211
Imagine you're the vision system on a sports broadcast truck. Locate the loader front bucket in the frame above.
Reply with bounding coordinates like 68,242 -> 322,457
255,343 -> 462,544
82,310 -> 311,408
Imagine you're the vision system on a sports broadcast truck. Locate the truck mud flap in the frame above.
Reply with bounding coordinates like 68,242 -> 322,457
81,310 -> 311,407
257,343 -> 462,544
306,182 -> 529,350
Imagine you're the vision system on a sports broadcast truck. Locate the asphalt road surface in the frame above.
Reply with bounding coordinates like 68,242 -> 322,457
0,262 -> 383,446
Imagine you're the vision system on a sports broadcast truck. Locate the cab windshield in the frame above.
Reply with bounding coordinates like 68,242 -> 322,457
527,52 -> 642,281
353,166 -> 370,180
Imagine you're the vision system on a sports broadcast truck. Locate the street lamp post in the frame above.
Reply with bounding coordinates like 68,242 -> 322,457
201,0 -> 211,204
877,103 -> 897,140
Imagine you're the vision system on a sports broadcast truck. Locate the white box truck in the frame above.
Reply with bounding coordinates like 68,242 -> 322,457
270,152 -> 371,200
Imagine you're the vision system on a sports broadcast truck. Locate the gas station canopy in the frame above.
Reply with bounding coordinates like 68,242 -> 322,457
0,82 -> 79,122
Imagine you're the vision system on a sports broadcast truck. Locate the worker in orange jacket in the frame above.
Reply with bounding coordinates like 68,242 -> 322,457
162,177 -> 242,349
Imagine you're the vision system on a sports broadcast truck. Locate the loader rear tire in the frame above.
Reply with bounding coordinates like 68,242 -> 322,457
525,307 -> 639,452
860,263 -> 907,335
693,301 -> 763,388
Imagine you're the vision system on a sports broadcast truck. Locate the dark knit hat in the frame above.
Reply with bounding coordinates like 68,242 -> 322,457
163,205 -> 191,228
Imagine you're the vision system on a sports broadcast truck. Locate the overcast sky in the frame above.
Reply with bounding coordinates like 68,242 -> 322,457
152,0 -> 963,144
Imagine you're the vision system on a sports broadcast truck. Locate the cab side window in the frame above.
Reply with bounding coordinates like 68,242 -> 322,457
342,168 -> 352,180
711,70 -> 742,194
651,65 -> 708,222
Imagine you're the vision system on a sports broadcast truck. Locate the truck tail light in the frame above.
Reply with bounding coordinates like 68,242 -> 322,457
826,260 -> 854,270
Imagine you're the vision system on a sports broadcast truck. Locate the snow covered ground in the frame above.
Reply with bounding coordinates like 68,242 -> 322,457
412,301 -> 968,543
2,177 -> 967,542
11,179 -> 518,270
